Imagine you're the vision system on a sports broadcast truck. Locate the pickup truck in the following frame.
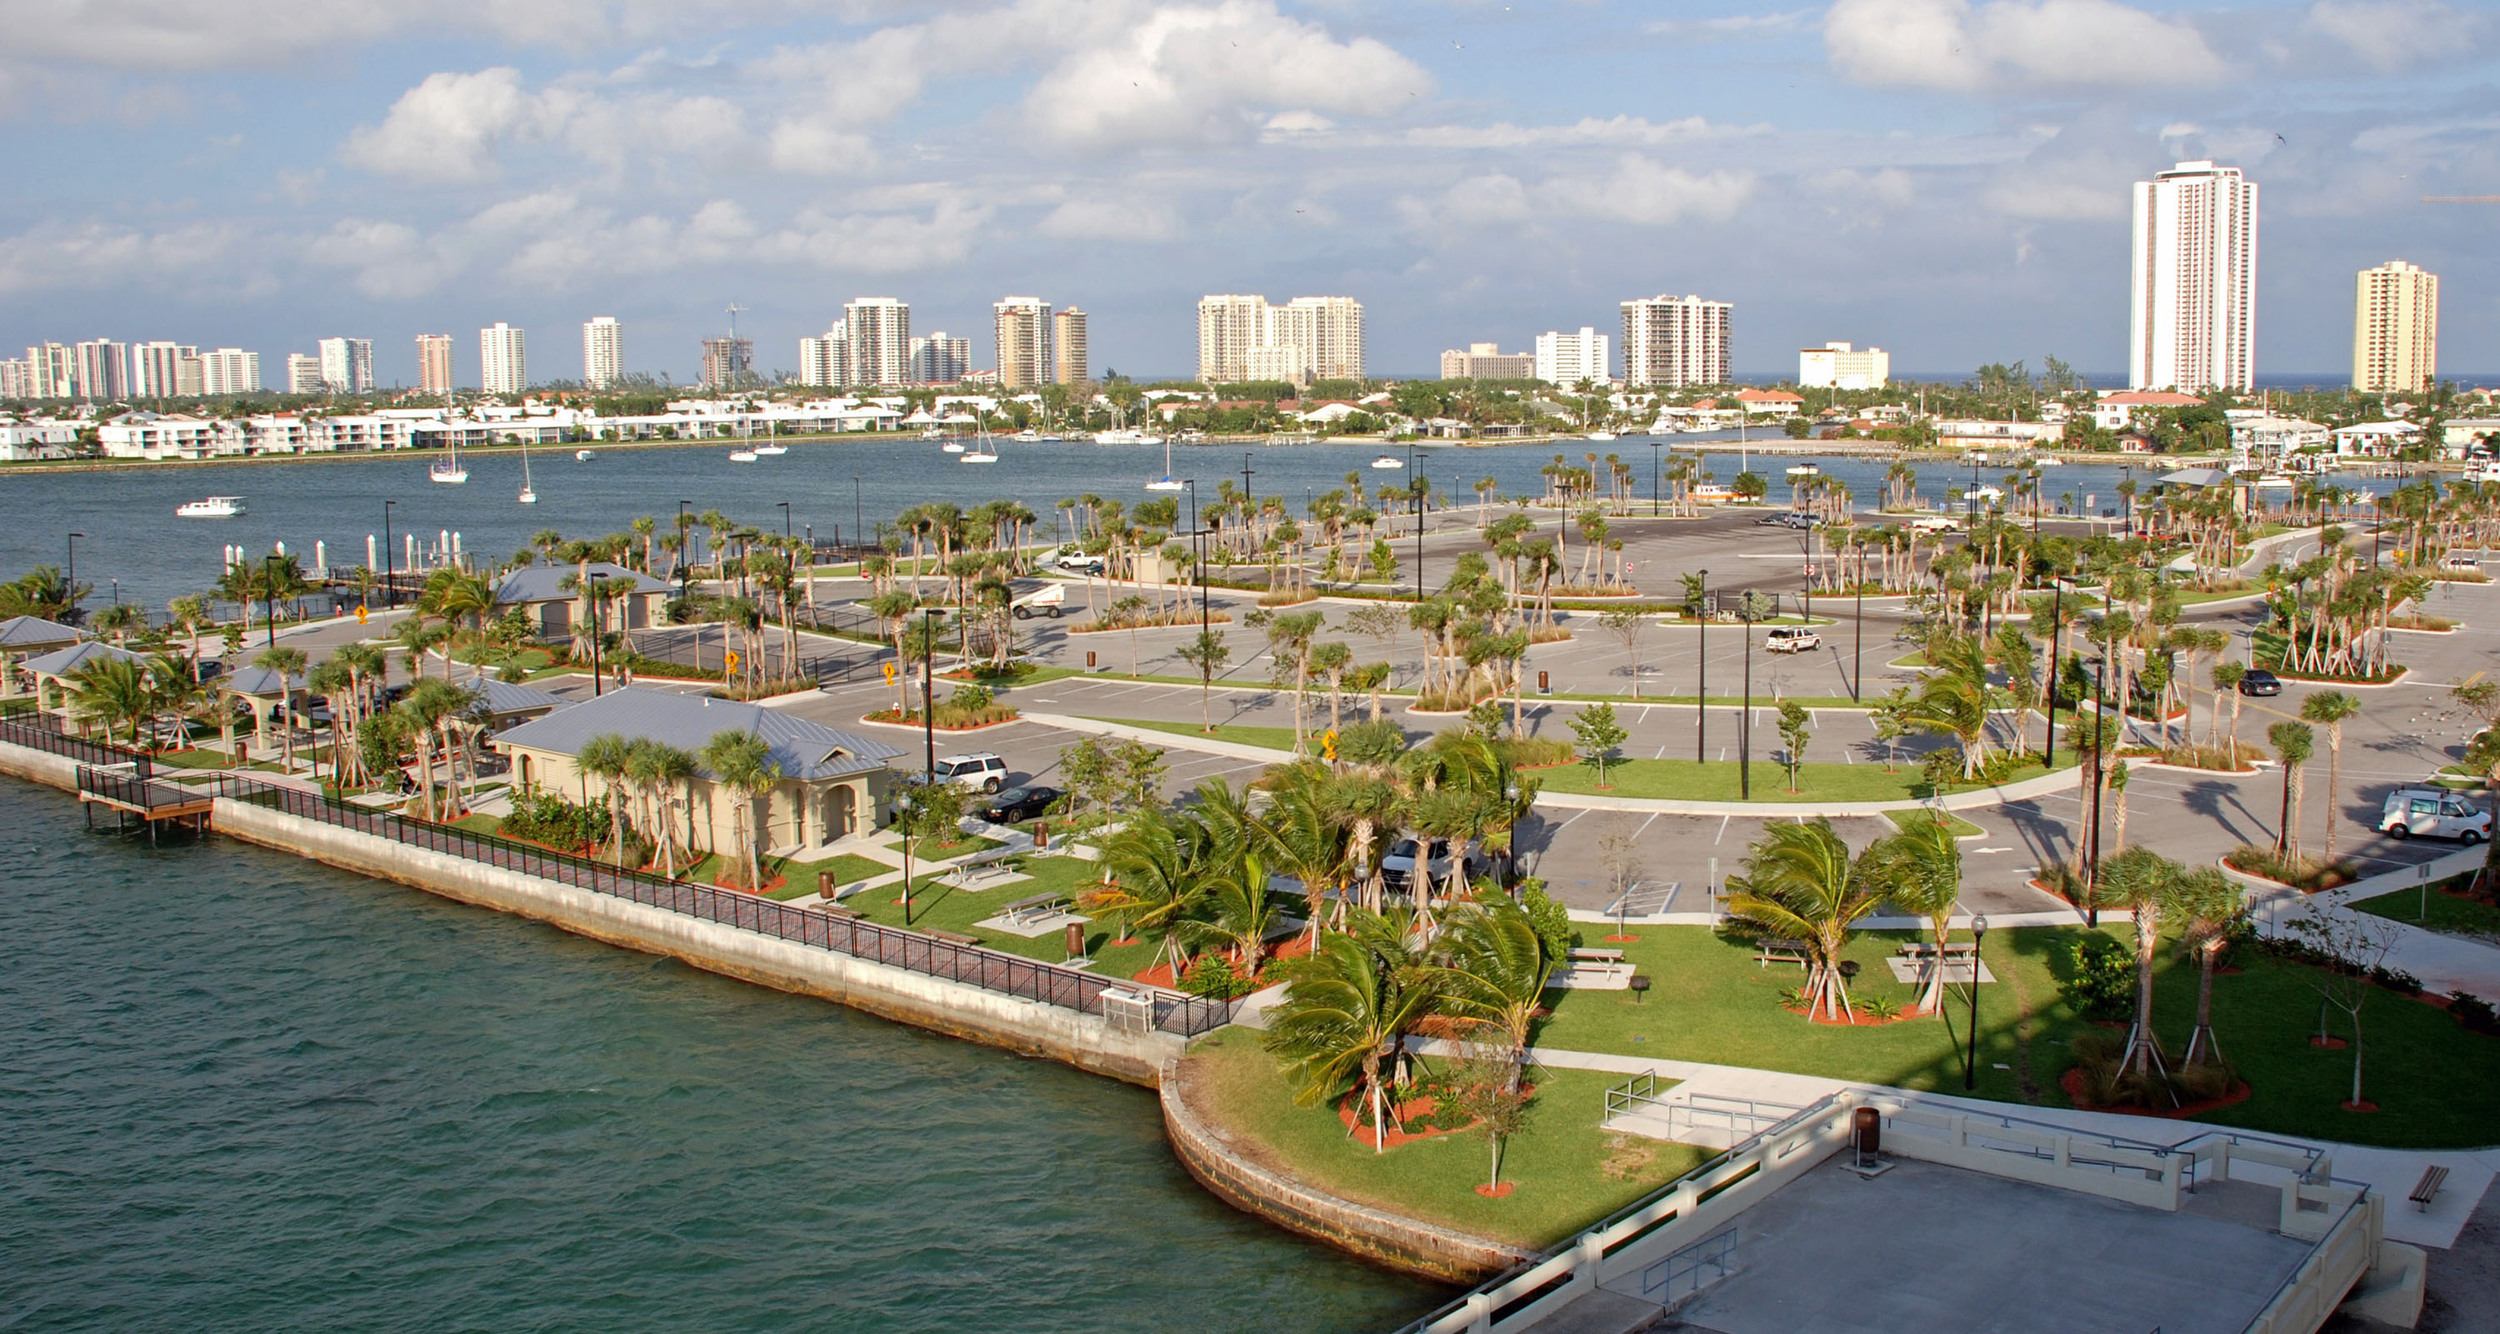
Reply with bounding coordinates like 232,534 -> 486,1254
1764,626 -> 1821,653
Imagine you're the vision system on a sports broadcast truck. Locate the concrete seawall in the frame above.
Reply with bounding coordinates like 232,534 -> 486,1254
1159,1052 -> 1534,1285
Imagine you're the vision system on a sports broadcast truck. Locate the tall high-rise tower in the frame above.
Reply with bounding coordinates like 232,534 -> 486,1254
318,337 -> 373,393
480,323 -> 527,395
1053,308 -> 1088,384
2129,160 -> 2258,394
416,334 -> 455,394
992,296 -> 1052,390
582,317 -> 623,389
1619,295 -> 1731,388
843,298 -> 911,387
1195,294 -> 1362,385
2353,261 -> 2437,395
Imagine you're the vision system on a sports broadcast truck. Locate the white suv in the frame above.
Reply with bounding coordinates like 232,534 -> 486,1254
1764,626 -> 1820,654
1381,837 -> 1484,895
932,753 -> 1010,794
2379,787 -> 2491,844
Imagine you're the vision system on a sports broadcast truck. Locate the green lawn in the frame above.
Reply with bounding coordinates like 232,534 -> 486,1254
837,853 -> 1164,977
1530,924 -> 2500,1147
1181,1029 -> 1710,1249
1089,716 -> 1307,752
1535,757 -> 2064,804
1884,808 -> 1985,838
910,831 -> 1002,861
2351,883 -> 2500,940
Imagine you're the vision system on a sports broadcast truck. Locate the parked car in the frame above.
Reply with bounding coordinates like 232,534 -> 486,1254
2237,669 -> 2283,697
932,752 -> 1010,793
1754,512 -> 1813,529
981,784 -> 1061,824
1051,549 -> 1107,575
1381,837 -> 1484,893
2379,787 -> 2491,844
1764,626 -> 1821,654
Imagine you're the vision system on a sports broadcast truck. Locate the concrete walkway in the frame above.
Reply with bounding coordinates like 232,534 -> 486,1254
1408,1036 -> 2498,1251
2232,842 -> 2500,1003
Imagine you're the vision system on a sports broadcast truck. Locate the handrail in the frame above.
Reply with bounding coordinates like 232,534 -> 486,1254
205,773 -> 1231,1036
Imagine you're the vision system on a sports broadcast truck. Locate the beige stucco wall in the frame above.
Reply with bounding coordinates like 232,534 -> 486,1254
502,741 -> 890,852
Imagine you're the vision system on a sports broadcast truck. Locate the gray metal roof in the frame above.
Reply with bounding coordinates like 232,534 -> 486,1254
221,665 -> 304,696
2158,468 -> 2233,489
19,641 -> 142,676
492,561 -> 671,606
465,676 -> 567,716
492,687 -> 901,781
0,616 -> 85,649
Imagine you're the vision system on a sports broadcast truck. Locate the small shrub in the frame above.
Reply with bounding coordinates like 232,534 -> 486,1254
1859,996 -> 1902,1020
1516,878 -> 1578,961
2157,743 -> 2250,772
2061,935 -> 2135,1022
502,789 -> 611,854
1179,953 -> 1259,1001
2369,965 -> 2423,996
1776,985 -> 1810,1009
2174,1059 -> 2238,1103
2223,843 -> 2357,892
1492,736 -> 1576,768
2449,991 -> 2500,1035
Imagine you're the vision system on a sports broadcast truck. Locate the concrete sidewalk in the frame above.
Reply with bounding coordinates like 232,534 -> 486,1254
2232,842 -> 2500,1003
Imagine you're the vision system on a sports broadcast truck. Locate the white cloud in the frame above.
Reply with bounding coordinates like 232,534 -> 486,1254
1824,0 -> 2229,92
1024,0 -> 1433,151
342,67 -> 754,182
2301,0 -> 2477,73
1037,196 -> 1181,241
1547,157 -> 1757,226
0,219 -> 257,296
1404,115 -> 1751,150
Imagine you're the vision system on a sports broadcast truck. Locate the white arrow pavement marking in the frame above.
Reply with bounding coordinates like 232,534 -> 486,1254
1975,846 -> 2015,853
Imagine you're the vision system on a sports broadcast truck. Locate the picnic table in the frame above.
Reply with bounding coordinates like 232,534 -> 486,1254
1754,941 -> 1812,969
1898,941 -> 1980,958
1569,947 -> 1628,965
1002,892 -> 1067,927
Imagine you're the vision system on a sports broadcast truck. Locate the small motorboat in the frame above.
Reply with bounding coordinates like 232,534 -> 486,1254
1586,430 -> 1617,441
942,440 -> 966,454
728,449 -> 759,463
175,496 -> 245,518
1370,454 -> 1405,470
575,449 -> 595,461
1785,463 -> 1821,478
1013,429 -> 1041,442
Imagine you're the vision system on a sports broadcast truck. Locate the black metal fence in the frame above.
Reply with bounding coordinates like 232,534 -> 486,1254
75,764 -> 200,812
206,774 -> 1230,1037
0,713 -> 147,771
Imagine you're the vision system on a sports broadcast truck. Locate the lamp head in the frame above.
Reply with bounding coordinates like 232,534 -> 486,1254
1971,914 -> 1989,942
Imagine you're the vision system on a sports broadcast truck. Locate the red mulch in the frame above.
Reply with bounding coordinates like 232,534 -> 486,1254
2059,1068 -> 2253,1119
1784,1004 -> 1925,1027
1602,934 -> 1641,944
2343,1100 -> 2380,1113
1474,1182 -> 1517,1199
1130,937 -> 1310,991
859,712 -> 1010,732
1334,1083 -> 1533,1150
2309,1035 -> 2350,1049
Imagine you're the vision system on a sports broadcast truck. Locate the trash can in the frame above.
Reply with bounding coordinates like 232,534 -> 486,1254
1852,1105 -> 1881,1159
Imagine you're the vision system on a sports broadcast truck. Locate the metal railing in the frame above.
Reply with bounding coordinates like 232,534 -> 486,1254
0,713 -> 146,770
206,774 -> 1231,1036
76,764 -> 200,812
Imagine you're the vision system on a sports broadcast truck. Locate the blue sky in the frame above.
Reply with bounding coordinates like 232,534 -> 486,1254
2,0 -> 2494,386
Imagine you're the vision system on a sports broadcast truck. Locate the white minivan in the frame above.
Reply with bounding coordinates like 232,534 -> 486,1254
2378,787 -> 2491,844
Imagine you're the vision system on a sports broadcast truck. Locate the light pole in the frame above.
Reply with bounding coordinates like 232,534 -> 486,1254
65,532 -> 82,610
587,575 -> 609,696
853,477 -> 864,556
263,553 -> 281,649
922,607 -> 944,785
778,500 -> 792,539
1852,549 -> 1864,703
1740,596 -> 1755,800
381,502 -> 396,609
1410,441 -> 1425,597
1963,915 -> 1990,1089
1695,569 -> 1708,764
2043,580 -> 2067,768
1650,441 -> 1663,517
677,500 -> 692,603
1184,479 -> 1207,640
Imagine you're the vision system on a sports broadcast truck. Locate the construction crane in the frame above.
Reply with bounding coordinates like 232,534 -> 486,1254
724,301 -> 746,341
2422,196 -> 2500,203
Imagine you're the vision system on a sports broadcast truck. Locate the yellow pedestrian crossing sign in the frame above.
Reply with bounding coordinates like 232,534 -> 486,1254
724,650 -> 741,671
882,661 -> 897,683
1322,728 -> 1339,760
354,605 -> 368,625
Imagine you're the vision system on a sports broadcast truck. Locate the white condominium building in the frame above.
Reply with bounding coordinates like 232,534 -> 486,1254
286,353 -> 324,394
2353,261 -> 2436,394
799,325 -> 847,388
844,298 -> 911,387
73,339 -> 129,399
909,333 -> 970,385
199,348 -> 260,395
416,334 -> 455,394
480,323 -> 527,395
1534,328 -> 1611,387
993,296 -> 1052,390
131,341 -> 191,398
1053,308 -> 1088,384
318,337 -> 373,393
21,343 -> 75,398
1798,341 -> 1889,391
1440,343 -> 1535,380
1196,294 -> 1363,385
2129,159 -> 2257,394
1620,295 -> 1731,388
582,317 -> 623,390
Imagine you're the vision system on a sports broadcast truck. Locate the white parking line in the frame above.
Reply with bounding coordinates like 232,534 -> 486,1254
1715,814 -> 1731,844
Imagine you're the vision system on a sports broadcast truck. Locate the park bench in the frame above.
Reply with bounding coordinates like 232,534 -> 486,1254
1569,947 -> 1627,965
1898,942 -> 1980,959
1003,892 -> 1067,927
817,904 -> 863,921
920,927 -> 982,946
1755,942 -> 1812,970
2410,1165 -> 2450,1212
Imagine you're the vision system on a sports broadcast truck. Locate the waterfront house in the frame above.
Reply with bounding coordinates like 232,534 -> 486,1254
1,616 -> 86,698
489,688 -> 903,854
492,562 -> 672,642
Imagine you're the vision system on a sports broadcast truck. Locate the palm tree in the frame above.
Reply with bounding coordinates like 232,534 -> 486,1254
1260,914 -> 1446,1153
2174,866 -> 2244,1071
65,655 -> 157,747
579,733 -> 637,867
1904,627 -> 1993,779
1724,819 -> 1882,1021
2211,661 -> 2247,762
700,729 -> 780,891
254,646 -> 308,769
2299,691 -> 2362,863
1438,892 -> 1554,1088
2098,846 -> 2186,1087
1252,762 -> 1359,944
1078,809 -> 1210,979
628,740 -> 699,877
395,679 -> 470,821
1187,779 -> 1286,976
1862,815 -> 1962,1013
2267,721 -> 2314,858
305,659 -> 354,782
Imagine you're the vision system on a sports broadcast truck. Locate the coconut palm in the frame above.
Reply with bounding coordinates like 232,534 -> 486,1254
579,733 -> 637,867
700,729 -> 780,891
65,655 -> 157,747
1253,762 -> 1360,943
396,678 -> 473,821
1862,815 -> 1963,1013
2299,691 -> 2363,863
1078,808 -> 1211,978
628,739 -> 698,877
2098,846 -> 2186,1087
1437,891 -> 1554,1088
254,646 -> 308,769
1260,912 -> 1446,1153
2267,721 -> 2315,858
1724,819 -> 1882,1021
1186,779 -> 1287,977
305,659 -> 354,782
2211,662 -> 2247,761
1904,627 -> 1993,778
2175,866 -> 2245,1071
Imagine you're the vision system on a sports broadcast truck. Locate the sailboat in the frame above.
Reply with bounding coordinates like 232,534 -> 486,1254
1145,435 -> 1184,491
429,436 -> 468,484
961,425 -> 999,464
517,437 -> 538,504
752,422 -> 787,456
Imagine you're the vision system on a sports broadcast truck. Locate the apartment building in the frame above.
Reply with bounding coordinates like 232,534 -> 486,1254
1053,308 -> 1088,384
480,323 -> 527,395
798,325 -> 846,388
2353,261 -> 2437,394
2129,160 -> 2258,394
1798,342 -> 1889,391
1534,328 -> 1611,387
1620,295 -> 1731,388
908,333 -> 970,385
318,337 -> 373,393
581,317 -> 624,389
286,353 -> 325,394
416,334 -> 455,394
1196,294 -> 1363,384
198,348 -> 260,395
699,337 -> 753,390
993,296 -> 1052,390
1439,342 -> 1535,379
844,298 -> 911,387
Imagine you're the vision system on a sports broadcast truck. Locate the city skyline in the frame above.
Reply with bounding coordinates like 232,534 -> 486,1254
0,1 -> 2488,388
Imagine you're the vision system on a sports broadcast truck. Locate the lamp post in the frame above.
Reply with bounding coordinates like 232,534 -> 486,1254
1963,915 -> 1990,1089
587,575 -> 608,696
2043,579 -> 2067,767
381,501 -> 396,609
1696,569 -> 1709,764
1410,440 -> 1425,597
1650,440 -> 1663,517
1504,781 -> 1521,888
677,500 -> 692,603
1740,596 -> 1755,800
263,553 -> 281,649
922,606 -> 944,786
1184,479 -> 1207,640
778,500 -> 792,539
1852,545 -> 1864,703
65,532 -> 82,608
853,477 -> 864,557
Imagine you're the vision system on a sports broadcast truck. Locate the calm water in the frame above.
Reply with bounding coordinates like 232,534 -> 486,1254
0,785 -> 1440,1332
0,436 -> 2140,611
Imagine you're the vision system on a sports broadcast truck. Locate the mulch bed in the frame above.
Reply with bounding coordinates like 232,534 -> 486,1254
1474,1182 -> 1517,1198
2058,1068 -> 2254,1119
1784,1004 -> 1925,1027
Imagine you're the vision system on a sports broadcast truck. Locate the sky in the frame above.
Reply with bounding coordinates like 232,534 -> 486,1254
1,0 -> 2494,386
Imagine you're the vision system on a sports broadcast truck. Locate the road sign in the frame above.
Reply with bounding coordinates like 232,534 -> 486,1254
883,661 -> 897,682
1322,728 -> 1339,760
354,605 -> 368,625
724,649 -> 741,671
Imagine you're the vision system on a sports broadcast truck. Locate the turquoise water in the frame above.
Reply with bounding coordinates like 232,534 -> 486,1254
0,785 -> 1441,1331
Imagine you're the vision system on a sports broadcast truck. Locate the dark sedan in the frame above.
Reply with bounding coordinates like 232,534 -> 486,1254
982,785 -> 1062,824
2238,669 -> 2283,697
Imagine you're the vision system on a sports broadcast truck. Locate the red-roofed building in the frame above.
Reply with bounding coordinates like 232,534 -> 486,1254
1734,388 -> 1804,416
2092,390 -> 2205,430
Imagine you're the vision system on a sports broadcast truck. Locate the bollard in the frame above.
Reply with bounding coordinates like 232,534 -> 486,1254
1065,921 -> 1085,960
1538,669 -> 1550,694
1035,822 -> 1049,849
1086,650 -> 1098,669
